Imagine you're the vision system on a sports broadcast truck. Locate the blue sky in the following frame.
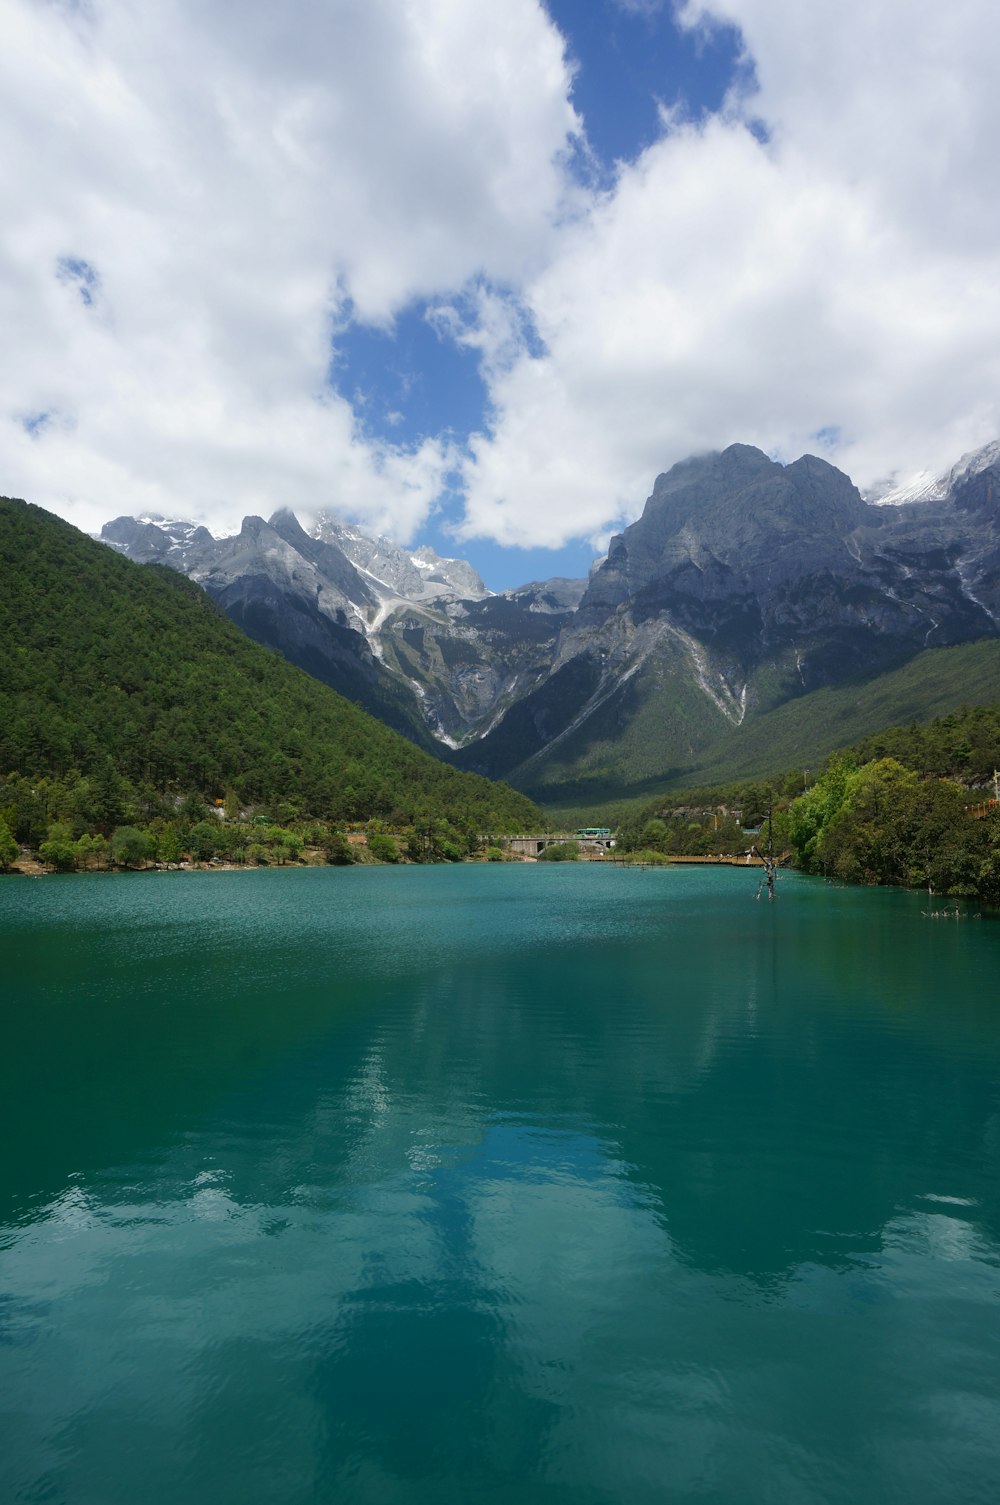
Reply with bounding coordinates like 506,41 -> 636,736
332,2 -> 747,589
544,0 -> 745,171
4,0 -> 999,593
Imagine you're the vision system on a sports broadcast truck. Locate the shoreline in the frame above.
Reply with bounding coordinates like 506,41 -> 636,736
0,850 -> 535,878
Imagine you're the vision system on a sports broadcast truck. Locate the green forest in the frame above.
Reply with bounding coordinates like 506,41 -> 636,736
612,703 -> 1000,903
0,497 -> 539,869
5,493 -> 1000,897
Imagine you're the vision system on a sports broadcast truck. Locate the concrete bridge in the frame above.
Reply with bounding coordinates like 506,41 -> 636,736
504,833 -> 572,857
486,832 -> 616,857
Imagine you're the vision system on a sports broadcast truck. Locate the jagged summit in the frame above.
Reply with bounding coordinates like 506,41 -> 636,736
101,514 -> 214,566
99,437 -> 1000,798
866,438 -> 1000,507
582,446 -> 869,614
101,507 -> 491,611
311,510 -> 490,604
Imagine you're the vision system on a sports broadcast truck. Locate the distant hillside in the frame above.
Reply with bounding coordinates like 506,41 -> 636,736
101,507 -> 582,753
457,441 -> 1000,800
602,696 -> 1000,906
101,439 -> 1000,806
590,693 -> 1000,860
0,498 -> 539,830
526,637 -> 1000,811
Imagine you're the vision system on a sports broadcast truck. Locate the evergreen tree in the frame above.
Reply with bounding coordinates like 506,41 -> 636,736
0,497 -> 540,836
0,817 -> 18,870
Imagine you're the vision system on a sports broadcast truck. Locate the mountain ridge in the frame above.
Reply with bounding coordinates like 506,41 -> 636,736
1,495 -> 540,830
97,439 -> 1000,801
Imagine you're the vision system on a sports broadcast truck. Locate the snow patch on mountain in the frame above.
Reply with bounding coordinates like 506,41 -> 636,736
866,440 -> 1000,506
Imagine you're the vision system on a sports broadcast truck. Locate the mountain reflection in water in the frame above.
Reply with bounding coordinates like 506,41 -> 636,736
3,865 -> 999,1504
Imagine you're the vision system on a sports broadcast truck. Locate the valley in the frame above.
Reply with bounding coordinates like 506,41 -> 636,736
101,439 -> 1000,805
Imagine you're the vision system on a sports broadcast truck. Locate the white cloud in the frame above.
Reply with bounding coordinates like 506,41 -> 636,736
4,0 -> 999,554
0,0 -> 579,536
458,0 -> 1000,546
612,0 -> 669,16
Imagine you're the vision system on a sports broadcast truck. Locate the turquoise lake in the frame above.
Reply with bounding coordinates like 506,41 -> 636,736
2,863 -> 1000,1503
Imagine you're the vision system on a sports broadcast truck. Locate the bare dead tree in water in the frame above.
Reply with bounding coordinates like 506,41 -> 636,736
752,799 -> 777,901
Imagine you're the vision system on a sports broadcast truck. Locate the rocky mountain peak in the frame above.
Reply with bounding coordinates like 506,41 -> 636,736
96,437 -> 1000,800
267,506 -> 309,543
409,544 -> 490,600
866,438 -> 1000,507
581,446 -> 870,614
101,514 -> 214,565
951,451 -> 1000,519
311,509 -> 488,604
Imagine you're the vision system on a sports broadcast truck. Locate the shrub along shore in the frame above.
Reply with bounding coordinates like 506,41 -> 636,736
0,774 -> 524,876
607,704 -> 1000,905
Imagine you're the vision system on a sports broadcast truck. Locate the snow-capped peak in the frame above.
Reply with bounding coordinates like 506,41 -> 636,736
866,439 -> 1000,507
867,470 -> 947,507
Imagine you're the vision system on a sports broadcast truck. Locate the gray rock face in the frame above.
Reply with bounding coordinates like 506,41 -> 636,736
101,514 -> 214,566
455,442 -> 1000,791
506,578 -> 589,614
409,545 -> 489,601
577,444 -> 992,674
100,508 -> 437,747
580,448 -> 866,625
99,439 -> 1000,791
583,446 -> 868,610
375,589 -> 578,747
180,512 -> 378,639
311,511 -> 489,604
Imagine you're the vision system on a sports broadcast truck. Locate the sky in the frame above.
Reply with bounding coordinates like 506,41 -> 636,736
2,0 -> 1000,591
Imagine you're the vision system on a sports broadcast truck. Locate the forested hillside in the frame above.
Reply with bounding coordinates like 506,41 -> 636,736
611,702 -> 1000,902
0,498 -> 539,834
457,441 -> 1000,803
844,704 -> 1000,784
785,705 -> 1000,898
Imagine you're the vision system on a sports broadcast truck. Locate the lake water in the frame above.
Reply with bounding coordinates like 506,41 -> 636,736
2,864 -> 999,1504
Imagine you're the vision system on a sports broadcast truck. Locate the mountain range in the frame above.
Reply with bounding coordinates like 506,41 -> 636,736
1,496 -> 539,832
100,440 -> 1000,804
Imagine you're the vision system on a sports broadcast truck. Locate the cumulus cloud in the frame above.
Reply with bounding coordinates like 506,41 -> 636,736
612,0 -> 670,16
0,0 -> 579,536
3,0 -> 999,553
458,0 -> 1000,546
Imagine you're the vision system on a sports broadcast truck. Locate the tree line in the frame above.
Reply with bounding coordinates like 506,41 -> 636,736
612,705 -> 1000,902
0,498 -> 540,857
0,767 -> 502,874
